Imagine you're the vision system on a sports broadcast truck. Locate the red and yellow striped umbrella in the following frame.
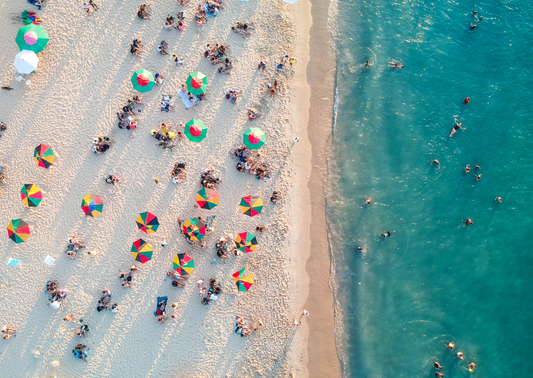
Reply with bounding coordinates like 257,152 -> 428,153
232,268 -> 254,292
172,253 -> 195,276
7,219 -> 31,243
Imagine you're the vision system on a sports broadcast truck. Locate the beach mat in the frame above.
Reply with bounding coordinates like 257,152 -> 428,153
154,296 -> 168,316
178,90 -> 196,109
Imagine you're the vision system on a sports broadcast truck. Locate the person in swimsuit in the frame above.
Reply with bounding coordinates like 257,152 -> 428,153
450,118 -> 465,137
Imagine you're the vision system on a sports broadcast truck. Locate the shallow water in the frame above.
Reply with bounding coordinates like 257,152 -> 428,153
327,1 -> 533,377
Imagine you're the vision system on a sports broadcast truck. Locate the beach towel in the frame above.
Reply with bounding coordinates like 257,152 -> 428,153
207,216 -> 215,229
178,89 -> 196,109
154,296 -> 168,316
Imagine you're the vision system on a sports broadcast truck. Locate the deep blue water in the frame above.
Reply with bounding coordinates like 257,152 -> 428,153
328,1 -> 533,377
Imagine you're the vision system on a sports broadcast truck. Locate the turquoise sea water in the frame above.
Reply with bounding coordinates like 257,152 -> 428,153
327,1 -> 533,377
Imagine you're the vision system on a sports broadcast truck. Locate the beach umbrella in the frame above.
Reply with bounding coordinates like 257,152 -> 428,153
243,127 -> 266,150
232,268 -> 254,292
172,253 -> 195,275
81,194 -> 103,217
7,219 -> 31,244
15,24 -> 49,53
131,238 -> 153,264
196,187 -> 219,210
239,195 -> 263,217
136,211 -> 159,234
235,232 -> 258,253
185,71 -> 207,96
131,69 -> 155,93
20,184 -> 42,207
14,50 -> 39,75
184,119 -> 208,142
33,144 -> 55,168
182,218 -> 206,242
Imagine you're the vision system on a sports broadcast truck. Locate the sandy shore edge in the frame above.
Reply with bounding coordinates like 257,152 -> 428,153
290,0 -> 340,376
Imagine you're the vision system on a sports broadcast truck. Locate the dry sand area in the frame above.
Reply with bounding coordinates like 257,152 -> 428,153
0,0 -> 330,376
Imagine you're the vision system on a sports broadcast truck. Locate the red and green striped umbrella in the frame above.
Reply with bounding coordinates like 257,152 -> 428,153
232,268 -> 254,292
239,195 -> 263,217
131,238 -> 153,264
243,127 -> 265,150
185,71 -> 207,95
34,144 -> 55,168
196,188 -> 219,210
20,184 -> 42,207
182,218 -> 206,242
131,69 -> 155,93
172,253 -> 195,275
184,119 -> 207,143
235,232 -> 258,253
81,194 -> 103,217
7,219 -> 31,244
15,24 -> 49,53
136,211 -> 159,234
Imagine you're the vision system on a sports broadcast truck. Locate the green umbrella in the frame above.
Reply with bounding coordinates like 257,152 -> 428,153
184,119 -> 208,142
131,69 -> 155,93
15,25 -> 49,53
243,127 -> 266,150
185,72 -> 207,96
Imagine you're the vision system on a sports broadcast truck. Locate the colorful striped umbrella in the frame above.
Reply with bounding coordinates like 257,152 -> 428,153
172,253 -> 195,275
239,195 -> 263,217
184,119 -> 208,143
196,188 -> 219,210
81,194 -> 103,217
232,268 -> 254,292
15,24 -> 49,53
235,232 -> 258,253
243,127 -> 265,150
131,69 -> 155,93
185,71 -> 207,95
34,144 -> 54,168
136,212 -> 159,234
7,219 -> 31,244
131,238 -> 153,264
20,184 -> 42,207
182,218 -> 206,242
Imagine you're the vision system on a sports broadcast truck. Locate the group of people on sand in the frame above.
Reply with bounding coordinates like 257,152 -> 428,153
96,288 -> 119,313
433,342 -> 476,376
164,12 -> 186,31
72,344 -> 88,362
2,326 -> 17,340
117,96 -> 142,130
232,22 -> 253,37
205,44 -> 228,65
167,270 -> 189,288
137,3 -> 152,19
130,38 -> 143,56
171,162 -> 187,183
92,136 -> 114,154
45,280 -> 68,308
234,145 -> 271,179
200,278 -> 223,305
200,169 -> 220,188
65,236 -> 86,259
234,316 -> 263,337
196,1 -> 222,25
119,265 -> 139,288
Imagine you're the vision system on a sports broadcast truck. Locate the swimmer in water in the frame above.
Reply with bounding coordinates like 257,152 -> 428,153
456,352 -> 464,360
388,61 -> 404,69
365,59 -> 371,68
450,118 -> 465,137
468,362 -> 477,372
470,23 -> 477,29
475,165 -> 480,170
495,197 -> 502,203
436,373 -> 444,378
434,361 -> 442,369
432,159 -> 440,169
475,174 -> 482,181
447,342 -> 455,349
381,232 -> 391,238
364,198 -> 372,204
465,218 -> 473,226
465,164 -> 471,173
464,97 -> 470,104
357,246 -> 366,253
472,11 -> 477,15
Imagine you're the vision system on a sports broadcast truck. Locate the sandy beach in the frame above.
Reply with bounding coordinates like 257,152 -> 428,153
0,0 -> 339,376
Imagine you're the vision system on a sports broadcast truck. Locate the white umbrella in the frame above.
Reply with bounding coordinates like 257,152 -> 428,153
283,0 -> 299,4
14,50 -> 39,74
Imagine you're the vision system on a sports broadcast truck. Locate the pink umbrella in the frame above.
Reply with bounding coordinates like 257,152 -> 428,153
24,31 -> 38,45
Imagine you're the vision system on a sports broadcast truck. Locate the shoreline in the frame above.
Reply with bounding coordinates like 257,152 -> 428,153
289,0 -> 340,375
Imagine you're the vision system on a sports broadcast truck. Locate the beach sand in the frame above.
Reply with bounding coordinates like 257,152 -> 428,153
0,0 -> 338,376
